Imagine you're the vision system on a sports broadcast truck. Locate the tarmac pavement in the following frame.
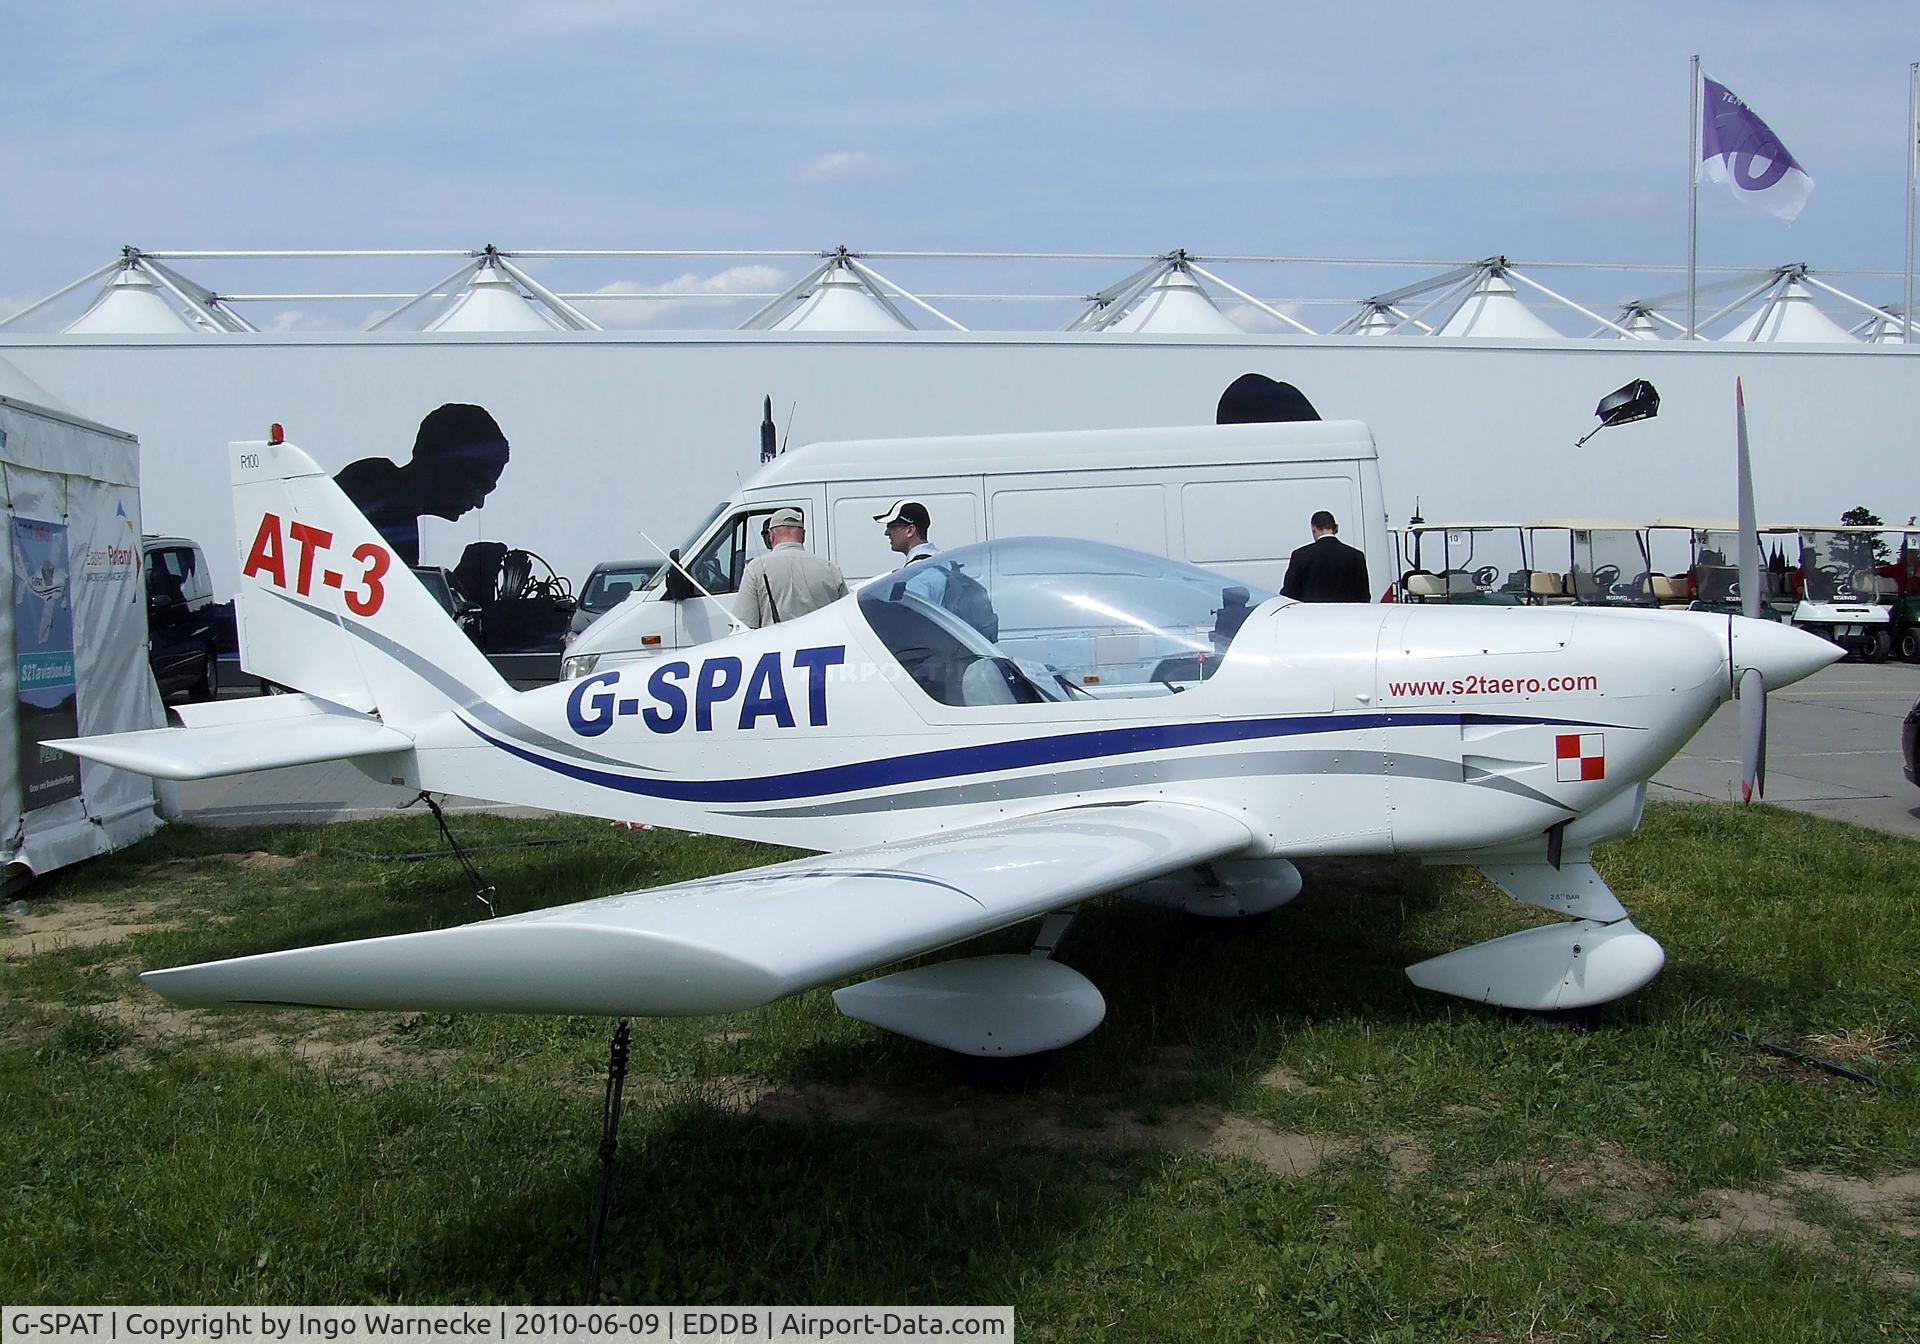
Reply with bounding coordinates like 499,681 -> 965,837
173,662 -> 1920,839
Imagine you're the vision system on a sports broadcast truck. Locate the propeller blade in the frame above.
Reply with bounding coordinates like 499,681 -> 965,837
1735,378 -> 1762,621
1738,665 -> 1767,803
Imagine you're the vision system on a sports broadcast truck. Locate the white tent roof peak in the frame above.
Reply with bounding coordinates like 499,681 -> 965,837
1616,307 -> 1666,341
1104,266 -> 1244,334
64,267 -> 204,335
1850,307 -> 1911,344
1435,271 -> 1563,339
769,260 -> 913,332
425,261 -> 568,333
1720,277 -> 1856,344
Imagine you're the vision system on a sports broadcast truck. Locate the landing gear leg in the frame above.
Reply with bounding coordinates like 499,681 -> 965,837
581,1018 -> 632,1302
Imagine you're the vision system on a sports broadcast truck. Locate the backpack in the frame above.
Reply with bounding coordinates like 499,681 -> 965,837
940,563 -> 999,642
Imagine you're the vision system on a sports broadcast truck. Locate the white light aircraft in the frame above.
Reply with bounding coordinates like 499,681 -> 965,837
56,405 -> 1838,1059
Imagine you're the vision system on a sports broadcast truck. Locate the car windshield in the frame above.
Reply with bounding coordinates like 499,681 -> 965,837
581,563 -> 661,613
857,537 -> 1275,707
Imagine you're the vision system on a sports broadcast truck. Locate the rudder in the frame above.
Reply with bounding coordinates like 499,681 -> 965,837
230,438 -> 507,725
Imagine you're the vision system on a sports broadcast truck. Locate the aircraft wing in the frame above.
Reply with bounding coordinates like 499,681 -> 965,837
143,800 -> 1253,1016
50,693 -> 413,780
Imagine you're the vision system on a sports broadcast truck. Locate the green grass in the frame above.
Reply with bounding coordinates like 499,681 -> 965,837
1,803 -> 1916,1339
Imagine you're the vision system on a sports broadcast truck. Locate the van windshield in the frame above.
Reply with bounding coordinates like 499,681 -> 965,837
643,501 -> 729,592
857,537 -> 1274,707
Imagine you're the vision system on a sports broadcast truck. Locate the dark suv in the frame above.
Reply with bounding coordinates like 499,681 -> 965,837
144,536 -> 222,700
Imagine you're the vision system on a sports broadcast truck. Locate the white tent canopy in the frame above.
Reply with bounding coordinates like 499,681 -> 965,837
65,268 -> 204,335
1720,276 -> 1857,343
1103,267 -> 1243,334
425,265 -> 569,333
765,261 -> 915,332
1435,273 -> 1563,339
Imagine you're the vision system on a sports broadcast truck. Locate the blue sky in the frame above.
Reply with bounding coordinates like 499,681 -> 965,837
2,1 -> 1914,327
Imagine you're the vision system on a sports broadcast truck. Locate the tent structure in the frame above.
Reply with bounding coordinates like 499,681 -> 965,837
1335,259 -> 1628,339
740,249 -> 960,332
425,263 -> 574,333
3,358 -> 165,890
1720,274 -> 1857,343
372,247 -> 601,333
57,249 -> 254,335
1434,273 -> 1563,339
1602,303 -> 1672,341
1101,267 -> 1243,334
1849,307 -> 1912,344
1067,253 -> 1311,335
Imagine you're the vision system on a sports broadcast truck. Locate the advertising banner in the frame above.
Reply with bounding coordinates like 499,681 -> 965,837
11,515 -> 81,808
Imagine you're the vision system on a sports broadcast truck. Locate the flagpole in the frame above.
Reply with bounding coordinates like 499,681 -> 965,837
1906,61 -> 1916,342
1688,55 -> 1701,339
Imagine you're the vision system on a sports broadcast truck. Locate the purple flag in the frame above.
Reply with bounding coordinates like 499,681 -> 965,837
1701,75 -> 1814,221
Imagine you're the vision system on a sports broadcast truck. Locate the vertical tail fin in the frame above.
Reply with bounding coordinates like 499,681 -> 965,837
230,439 -> 508,724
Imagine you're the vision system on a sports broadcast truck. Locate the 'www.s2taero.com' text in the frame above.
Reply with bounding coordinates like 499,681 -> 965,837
1387,673 -> 1600,698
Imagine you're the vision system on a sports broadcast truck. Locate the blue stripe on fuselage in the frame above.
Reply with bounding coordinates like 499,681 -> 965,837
459,709 -> 1612,806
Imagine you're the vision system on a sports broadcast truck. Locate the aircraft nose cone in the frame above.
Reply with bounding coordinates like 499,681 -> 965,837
1730,616 -> 1842,691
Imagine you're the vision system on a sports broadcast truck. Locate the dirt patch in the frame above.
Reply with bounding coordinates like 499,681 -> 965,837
137,851 -> 303,880
1,899 -> 178,956
742,1077 -> 1425,1183
76,998 -> 454,1084
1681,1188 -> 1829,1245
1673,1169 -> 1920,1249
1801,1028 -> 1901,1065
1781,1170 -> 1920,1237
1257,1065 -> 1316,1094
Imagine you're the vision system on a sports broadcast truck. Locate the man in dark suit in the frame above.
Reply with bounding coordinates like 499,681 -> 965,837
1281,510 -> 1372,602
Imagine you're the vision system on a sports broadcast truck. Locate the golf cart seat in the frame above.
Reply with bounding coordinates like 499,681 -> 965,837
1528,570 -> 1566,599
1649,573 -> 1689,603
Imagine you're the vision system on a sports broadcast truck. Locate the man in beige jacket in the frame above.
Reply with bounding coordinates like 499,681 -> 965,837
735,508 -> 848,628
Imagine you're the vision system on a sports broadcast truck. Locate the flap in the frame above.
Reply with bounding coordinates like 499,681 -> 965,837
142,800 -> 1253,1016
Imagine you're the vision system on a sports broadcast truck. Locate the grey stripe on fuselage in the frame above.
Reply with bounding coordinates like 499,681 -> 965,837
266,589 -> 660,772
720,748 -> 1565,819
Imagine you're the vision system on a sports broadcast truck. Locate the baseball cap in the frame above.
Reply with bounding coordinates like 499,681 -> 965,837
766,507 -> 804,529
873,499 -> 930,530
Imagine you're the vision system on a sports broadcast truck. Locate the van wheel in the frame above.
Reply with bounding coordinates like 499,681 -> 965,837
188,646 -> 219,702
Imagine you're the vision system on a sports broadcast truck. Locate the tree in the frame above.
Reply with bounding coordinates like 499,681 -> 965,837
1840,506 -> 1891,565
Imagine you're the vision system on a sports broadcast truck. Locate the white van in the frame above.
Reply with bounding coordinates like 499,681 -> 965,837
560,420 -> 1392,680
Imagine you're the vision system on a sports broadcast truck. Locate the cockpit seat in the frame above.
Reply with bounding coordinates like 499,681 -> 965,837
959,656 -> 1021,706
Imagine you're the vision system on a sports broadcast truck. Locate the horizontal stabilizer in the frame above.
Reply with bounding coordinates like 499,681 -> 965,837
52,693 -> 412,781
143,800 -> 1252,1016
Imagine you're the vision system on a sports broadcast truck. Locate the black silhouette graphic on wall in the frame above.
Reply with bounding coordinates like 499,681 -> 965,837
333,404 -> 511,567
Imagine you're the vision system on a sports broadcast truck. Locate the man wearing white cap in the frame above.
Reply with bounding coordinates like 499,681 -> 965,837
734,507 -> 847,629
874,499 -> 938,565
874,498 -> 944,602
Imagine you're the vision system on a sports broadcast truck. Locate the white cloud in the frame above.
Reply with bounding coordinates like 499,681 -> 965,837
800,151 -> 879,184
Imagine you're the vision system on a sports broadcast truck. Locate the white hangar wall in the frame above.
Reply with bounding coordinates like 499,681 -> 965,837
0,332 -> 1913,596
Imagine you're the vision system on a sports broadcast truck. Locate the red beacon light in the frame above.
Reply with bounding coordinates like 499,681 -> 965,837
268,423 -> 284,446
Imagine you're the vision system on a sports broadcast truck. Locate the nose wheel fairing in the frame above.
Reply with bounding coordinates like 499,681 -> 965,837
1406,856 -> 1664,1011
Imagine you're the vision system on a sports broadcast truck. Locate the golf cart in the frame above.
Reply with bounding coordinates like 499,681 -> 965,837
1526,520 -> 1660,607
1395,523 -> 1536,604
1790,525 -> 1892,661
1644,519 -> 1798,619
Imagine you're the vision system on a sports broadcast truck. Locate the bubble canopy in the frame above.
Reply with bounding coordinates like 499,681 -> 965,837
855,537 -> 1276,707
